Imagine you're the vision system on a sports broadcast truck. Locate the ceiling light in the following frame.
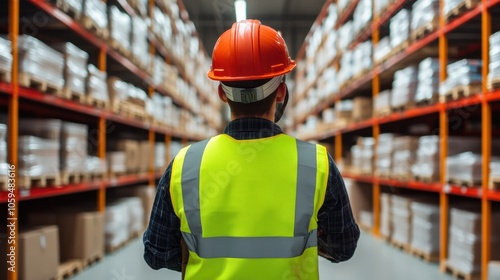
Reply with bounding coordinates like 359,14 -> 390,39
235,0 -> 247,22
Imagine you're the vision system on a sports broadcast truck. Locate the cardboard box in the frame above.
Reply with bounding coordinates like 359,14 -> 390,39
29,211 -> 104,263
116,140 -> 140,172
352,97 -> 373,121
0,226 -> 59,280
58,212 -> 104,262
139,141 -> 151,173
345,179 -> 373,223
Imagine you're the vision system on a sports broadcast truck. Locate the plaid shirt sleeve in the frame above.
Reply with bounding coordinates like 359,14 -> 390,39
317,153 -> 360,263
143,162 -> 182,272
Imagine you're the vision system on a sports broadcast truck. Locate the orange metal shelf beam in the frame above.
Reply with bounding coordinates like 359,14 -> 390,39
444,184 -> 483,198
1,82 -> 205,139
0,174 -> 155,203
487,190 -> 500,201
342,173 -> 442,193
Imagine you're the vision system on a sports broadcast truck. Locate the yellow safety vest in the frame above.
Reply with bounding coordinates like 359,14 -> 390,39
170,134 -> 329,280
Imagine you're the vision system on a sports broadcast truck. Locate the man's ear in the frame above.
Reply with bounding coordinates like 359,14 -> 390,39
218,84 -> 228,103
276,83 -> 286,102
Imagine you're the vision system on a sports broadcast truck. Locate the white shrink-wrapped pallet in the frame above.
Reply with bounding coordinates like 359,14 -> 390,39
120,197 -> 144,235
0,36 -> 12,79
105,201 -> 129,250
446,153 -> 500,186
488,31 -> 500,85
440,59 -> 482,99
85,156 -> 107,175
109,6 -> 132,52
18,35 -> 64,89
416,57 -> 440,104
131,16 -> 149,69
155,142 -> 166,171
82,0 -> 108,36
448,207 -> 500,275
373,36 -> 391,64
56,0 -> 84,18
410,201 -> 440,255
380,193 -> 392,239
51,42 -> 89,97
60,122 -> 88,174
392,136 -> 419,179
374,89 -> 391,116
412,136 -> 481,182
376,133 -> 395,177
18,136 -> 60,178
87,64 -> 108,103
352,0 -> 372,35
390,9 -> 411,49
106,151 -> 126,175
392,65 -> 418,109
411,0 -> 439,34
391,195 -> 413,246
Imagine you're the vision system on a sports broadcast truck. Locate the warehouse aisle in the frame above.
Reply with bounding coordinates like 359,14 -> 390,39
70,232 -> 454,280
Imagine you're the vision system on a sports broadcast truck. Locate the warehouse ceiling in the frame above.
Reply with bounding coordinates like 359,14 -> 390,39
181,0 -> 326,60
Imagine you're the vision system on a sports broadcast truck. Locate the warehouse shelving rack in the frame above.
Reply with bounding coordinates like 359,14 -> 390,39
293,0 -> 500,279
1,1 -> 217,279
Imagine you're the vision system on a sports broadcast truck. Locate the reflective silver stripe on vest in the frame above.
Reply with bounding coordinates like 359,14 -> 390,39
181,138 -> 318,258
181,139 -> 210,235
295,140 -> 317,236
182,229 -> 318,258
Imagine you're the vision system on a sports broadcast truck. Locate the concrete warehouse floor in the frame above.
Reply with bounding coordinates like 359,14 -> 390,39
70,231 -> 455,280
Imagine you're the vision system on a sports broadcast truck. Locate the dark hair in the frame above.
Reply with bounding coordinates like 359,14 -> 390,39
222,79 -> 278,118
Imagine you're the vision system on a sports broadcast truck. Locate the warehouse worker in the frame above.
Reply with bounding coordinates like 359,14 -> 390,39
143,19 -> 360,279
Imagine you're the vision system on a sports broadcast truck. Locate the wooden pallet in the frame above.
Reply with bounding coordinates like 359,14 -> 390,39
374,107 -> 392,117
445,0 -> 481,22
489,177 -> 500,190
439,83 -> 482,103
409,247 -> 439,263
62,87 -> 86,104
358,222 -> 372,232
0,69 -> 11,83
487,76 -> 500,91
415,94 -> 439,107
18,72 -> 63,95
445,264 -> 481,280
411,20 -> 439,42
89,172 -> 107,182
109,38 -> 132,59
391,102 -> 414,113
80,16 -> 109,39
109,170 -> 127,179
448,178 -> 481,187
82,253 -> 103,268
57,259 -> 83,280
375,170 -> 392,179
86,95 -> 109,109
413,175 -> 438,183
391,173 -> 412,182
18,173 -> 61,189
389,40 -> 410,58
390,238 -> 411,252
61,172 -> 88,185
56,0 -> 81,20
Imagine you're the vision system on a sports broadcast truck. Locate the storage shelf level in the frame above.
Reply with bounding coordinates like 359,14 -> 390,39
0,173 -> 156,203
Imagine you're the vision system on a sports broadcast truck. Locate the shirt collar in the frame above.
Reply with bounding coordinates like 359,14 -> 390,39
223,118 -> 283,140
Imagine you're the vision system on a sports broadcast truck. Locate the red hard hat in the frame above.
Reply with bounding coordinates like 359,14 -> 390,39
207,20 -> 296,82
